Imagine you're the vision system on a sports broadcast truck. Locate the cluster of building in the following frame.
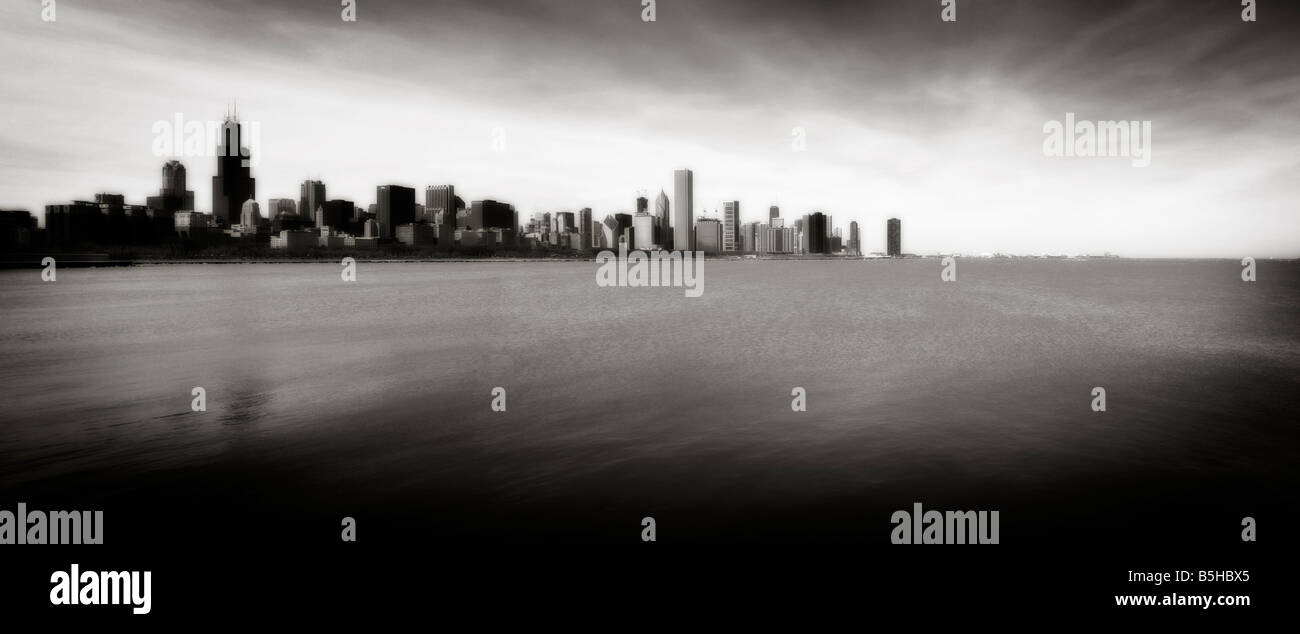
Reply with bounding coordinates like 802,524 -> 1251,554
520,169 -> 903,257
4,111 -> 908,258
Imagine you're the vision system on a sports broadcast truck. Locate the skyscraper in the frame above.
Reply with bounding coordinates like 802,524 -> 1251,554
554,211 -> 575,234
267,198 -> 296,216
723,201 -> 740,252
319,199 -> 353,230
467,200 -> 514,230
300,180 -> 326,226
146,160 -> 195,239
425,185 -> 455,225
673,169 -> 693,251
887,218 -> 901,257
655,190 -> 671,249
633,212 -> 655,250
803,212 -> 828,254
577,207 -> 592,249
636,195 -> 648,215
849,221 -> 860,255
377,185 -> 415,239
211,115 -> 256,227
695,217 -> 722,255
239,199 -> 261,228
769,205 -> 779,223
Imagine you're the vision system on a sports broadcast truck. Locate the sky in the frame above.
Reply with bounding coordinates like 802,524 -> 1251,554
0,0 -> 1297,257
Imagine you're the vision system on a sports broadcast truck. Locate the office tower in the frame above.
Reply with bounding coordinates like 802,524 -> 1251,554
723,201 -> 740,252
695,218 -> 722,255
467,200 -> 514,230
555,211 -> 575,234
425,185 -> 455,225
673,169 -> 693,250
146,161 -> 195,216
887,218 -> 901,257
377,185 -> 416,239
769,205 -> 779,222
633,212 -> 655,250
299,180 -> 326,227
211,115 -> 256,227
239,199 -> 261,228
599,215 -> 620,249
267,199 -> 298,233
267,198 -> 297,216
803,212 -> 828,254
578,207 -> 592,249
613,212 -> 633,246
654,190 -> 671,249
319,199 -> 353,230
849,221 -> 860,255
740,221 -> 759,252
636,196 -> 648,215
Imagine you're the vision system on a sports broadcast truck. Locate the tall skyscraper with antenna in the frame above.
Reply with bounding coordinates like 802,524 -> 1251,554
211,107 -> 255,227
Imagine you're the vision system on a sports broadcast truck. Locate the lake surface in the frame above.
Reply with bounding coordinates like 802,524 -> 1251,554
1,259 -> 1297,547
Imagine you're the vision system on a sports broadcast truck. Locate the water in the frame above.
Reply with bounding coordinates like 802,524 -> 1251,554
1,259 -> 1297,547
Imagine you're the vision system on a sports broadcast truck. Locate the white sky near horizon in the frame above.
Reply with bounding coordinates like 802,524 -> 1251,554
0,0 -> 1297,257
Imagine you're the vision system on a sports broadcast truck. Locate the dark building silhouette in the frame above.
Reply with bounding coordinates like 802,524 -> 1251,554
300,180 -> 326,226
849,220 -> 860,255
146,161 -> 194,216
803,212 -> 828,254
318,199 -> 353,230
465,199 -> 515,230
887,217 -> 901,257
0,210 -> 38,252
211,116 -> 256,227
44,194 -> 149,247
146,161 -> 194,240
377,185 -> 415,238
44,201 -> 101,247
636,196 -> 648,215
613,212 -> 633,245
769,205 -> 779,222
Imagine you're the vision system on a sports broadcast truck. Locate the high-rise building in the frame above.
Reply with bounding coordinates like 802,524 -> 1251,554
673,169 -> 693,251
239,199 -> 261,228
466,200 -> 514,230
613,213 -> 633,246
740,221 -> 759,252
319,199 -> 353,230
636,196 -> 648,215
633,212 -> 655,250
849,221 -> 861,255
695,217 -> 722,255
212,115 -> 256,227
425,185 -> 455,225
267,198 -> 296,216
146,160 -> 195,217
578,207 -> 592,249
887,218 -> 901,257
300,180 -> 326,226
377,185 -> 416,239
723,201 -> 740,252
655,190 -> 671,249
803,212 -> 828,254
599,215 -> 620,249
769,205 -> 779,222
554,211 -> 575,234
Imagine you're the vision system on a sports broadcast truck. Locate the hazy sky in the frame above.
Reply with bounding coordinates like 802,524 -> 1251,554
1,0 -> 1297,256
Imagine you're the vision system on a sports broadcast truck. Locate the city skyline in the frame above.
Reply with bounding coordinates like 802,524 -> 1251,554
2,0 -> 1299,257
